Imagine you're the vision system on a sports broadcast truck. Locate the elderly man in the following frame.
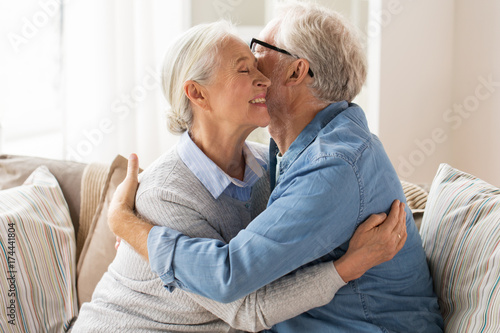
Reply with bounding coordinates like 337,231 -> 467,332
110,2 -> 443,332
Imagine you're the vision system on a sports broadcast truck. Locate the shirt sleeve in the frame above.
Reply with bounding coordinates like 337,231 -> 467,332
139,185 -> 346,331
149,158 -> 361,303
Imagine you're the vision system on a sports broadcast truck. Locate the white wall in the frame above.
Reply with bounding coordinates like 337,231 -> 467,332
451,0 -> 500,187
378,0 -> 456,184
379,0 -> 500,186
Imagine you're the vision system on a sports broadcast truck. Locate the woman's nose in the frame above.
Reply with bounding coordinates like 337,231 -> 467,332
256,73 -> 271,87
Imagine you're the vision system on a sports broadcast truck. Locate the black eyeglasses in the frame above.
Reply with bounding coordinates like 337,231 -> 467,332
250,38 -> 314,78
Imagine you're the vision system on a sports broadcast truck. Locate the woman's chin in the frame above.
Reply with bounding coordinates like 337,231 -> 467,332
253,107 -> 271,122
254,114 -> 271,128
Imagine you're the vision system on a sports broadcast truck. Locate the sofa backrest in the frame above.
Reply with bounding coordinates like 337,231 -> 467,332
0,154 -> 86,233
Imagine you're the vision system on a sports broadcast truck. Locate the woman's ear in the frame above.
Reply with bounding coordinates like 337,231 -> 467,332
285,59 -> 311,87
183,80 -> 210,110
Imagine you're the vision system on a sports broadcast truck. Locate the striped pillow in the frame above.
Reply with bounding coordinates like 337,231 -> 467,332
420,163 -> 500,332
0,166 -> 77,332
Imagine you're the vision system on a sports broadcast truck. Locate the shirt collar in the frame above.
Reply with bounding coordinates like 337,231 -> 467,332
279,101 -> 348,174
177,131 -> 266,199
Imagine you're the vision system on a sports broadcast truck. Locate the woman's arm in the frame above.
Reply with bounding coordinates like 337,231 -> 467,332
109,155 -> 407,332
184,209 -> 405,332
186,262 -> 341,332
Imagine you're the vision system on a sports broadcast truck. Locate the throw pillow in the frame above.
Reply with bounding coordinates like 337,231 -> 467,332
0,166 -> 77,332
420,163 -> 500,332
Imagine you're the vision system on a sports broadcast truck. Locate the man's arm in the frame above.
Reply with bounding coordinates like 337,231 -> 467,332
181,208 -> 405,331
109,154 -> 407,303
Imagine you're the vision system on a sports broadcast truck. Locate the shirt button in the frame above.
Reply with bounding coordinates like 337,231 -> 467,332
245,203 -> 250,209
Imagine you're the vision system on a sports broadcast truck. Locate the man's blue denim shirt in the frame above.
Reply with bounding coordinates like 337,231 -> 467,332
148,101 -> 444,332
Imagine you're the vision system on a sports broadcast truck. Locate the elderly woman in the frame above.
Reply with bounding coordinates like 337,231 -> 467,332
72,21 -> 406,332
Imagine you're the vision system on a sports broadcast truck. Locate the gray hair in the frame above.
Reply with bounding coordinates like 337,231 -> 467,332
162,21 -> 236,134
273,2 -> 367,103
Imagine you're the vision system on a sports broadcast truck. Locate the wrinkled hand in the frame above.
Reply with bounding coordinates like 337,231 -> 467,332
350,199 -> 407,263
335,200 -> 407,282
108,153 -> 140,236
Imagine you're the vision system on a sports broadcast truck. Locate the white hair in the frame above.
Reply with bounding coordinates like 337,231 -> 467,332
162,21 -> 237,134
273,1 -> 367,103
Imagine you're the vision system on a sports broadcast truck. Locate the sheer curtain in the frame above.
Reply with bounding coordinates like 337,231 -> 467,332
62,0 -> 185,166
0,0 -> 64,159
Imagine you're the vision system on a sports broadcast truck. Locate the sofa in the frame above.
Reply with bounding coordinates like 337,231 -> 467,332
0,154 -> 498,332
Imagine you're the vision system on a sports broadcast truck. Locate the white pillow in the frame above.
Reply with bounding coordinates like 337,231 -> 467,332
0,166 -> 77,332
420,163 -> 500,332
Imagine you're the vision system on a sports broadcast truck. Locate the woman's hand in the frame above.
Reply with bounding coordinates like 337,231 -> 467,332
334,200 -> 408,282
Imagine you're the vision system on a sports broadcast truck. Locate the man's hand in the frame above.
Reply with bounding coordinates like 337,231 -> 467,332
115,236 -> 121,250
108,154 -> 153,260
109,153 -> 140,216
334,200 -> 407,282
